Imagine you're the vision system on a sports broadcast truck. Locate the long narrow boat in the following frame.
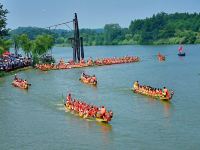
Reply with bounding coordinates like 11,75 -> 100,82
157,53 -> 166,61
64,104 -> 112,123
133,88 -> 173,101
79,74 -> 97,86
12,80 -> 29,89
64,95 -> 113,123
36,56 -> 140,71
132,83 -> 173,101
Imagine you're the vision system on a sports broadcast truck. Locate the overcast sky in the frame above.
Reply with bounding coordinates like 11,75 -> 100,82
1,0 -> 200,29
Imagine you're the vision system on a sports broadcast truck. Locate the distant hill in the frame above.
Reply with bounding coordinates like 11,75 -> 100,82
9,12 -> 200,45
9,27 -> 104,46
10,27 -> 53,40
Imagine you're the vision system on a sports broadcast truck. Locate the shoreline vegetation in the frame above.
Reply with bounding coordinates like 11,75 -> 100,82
10,12 -> 200,46
0,66 -> 33,78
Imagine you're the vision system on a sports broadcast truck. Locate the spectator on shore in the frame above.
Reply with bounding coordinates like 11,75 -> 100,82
0,53 -> 32,71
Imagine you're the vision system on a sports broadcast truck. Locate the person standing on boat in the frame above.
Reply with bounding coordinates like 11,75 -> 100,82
162,87 -> 169,97
23,80 -> 28,88
24,80 -> 28,85
65,93 -> 72,105
100,106 -> 106,117
14,74 -> 18,80
133,81 -> 139,90
178,45 -> 183,53
81,72 -> 86,78
67,93 -> 72,102
92,75 -> 97,82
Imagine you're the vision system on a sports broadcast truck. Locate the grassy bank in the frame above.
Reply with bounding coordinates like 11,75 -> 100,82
0,66 -> 33,78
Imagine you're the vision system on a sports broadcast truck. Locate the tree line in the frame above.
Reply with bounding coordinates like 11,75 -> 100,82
9,12 -> 200,46
12,34 -> 54,62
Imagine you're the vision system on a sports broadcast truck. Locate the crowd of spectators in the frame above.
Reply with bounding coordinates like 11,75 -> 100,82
0,52 -> 33,71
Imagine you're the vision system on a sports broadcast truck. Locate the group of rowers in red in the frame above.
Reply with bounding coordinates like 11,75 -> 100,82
133,81 -> 173,100
35,56 -> 140,71
64,93 -> 113,122
12,74 -> 29,89
80,73 -> 97,85
94,56 -> 140,65
157,52 -> 166,61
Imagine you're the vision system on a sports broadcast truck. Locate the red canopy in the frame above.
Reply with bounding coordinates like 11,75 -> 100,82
3,51 -> 10,55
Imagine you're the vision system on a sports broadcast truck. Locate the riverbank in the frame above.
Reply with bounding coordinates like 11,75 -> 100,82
0,66 -> 33,78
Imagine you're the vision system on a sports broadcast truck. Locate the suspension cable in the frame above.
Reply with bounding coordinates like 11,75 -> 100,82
46,20 -> 73,30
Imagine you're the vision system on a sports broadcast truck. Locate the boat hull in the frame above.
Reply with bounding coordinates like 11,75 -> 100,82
12,81 -> 29,89
133,89 -> 172,101
64,104 -> 109,123
80,78 -> 97,86
178,53 -> 186,56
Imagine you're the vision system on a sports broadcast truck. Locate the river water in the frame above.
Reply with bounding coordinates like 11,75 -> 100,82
0,45 -> 200,150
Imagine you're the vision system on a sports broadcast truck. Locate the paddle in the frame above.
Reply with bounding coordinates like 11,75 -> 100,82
61,93 -> 65,105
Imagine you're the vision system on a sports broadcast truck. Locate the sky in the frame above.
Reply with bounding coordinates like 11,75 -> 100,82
1,0 -> 200,29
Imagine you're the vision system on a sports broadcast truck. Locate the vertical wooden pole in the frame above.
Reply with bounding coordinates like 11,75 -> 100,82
80,37 -> 84,59
75,13 -> 80,62
71,13 -> 84,62
73,18 -> 77,62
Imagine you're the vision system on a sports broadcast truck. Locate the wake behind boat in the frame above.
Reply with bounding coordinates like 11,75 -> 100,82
132,81 -> 174,101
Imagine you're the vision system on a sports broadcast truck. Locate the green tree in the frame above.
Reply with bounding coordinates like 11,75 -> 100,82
0,3 -> 10,53
104,24 -> 122,45
0,46 -> 4,55
12,34 -> 21,55
0,3 -> 9,38
20,34 -> 32,57
31,34 -> 54,64
32,34 -> 54,56
8,12 -> 200,46
0,39 -> 12,51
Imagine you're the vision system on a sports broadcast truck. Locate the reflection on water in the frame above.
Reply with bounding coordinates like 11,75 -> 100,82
97,122 -> 112,134
62,106 -> 113,145
12,86 -> 29,95
97,122 -> 112,144
160,100 -> 172,118
178,56 -> 185,61
1,45 -> 200,150
143,96 -> 172,118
